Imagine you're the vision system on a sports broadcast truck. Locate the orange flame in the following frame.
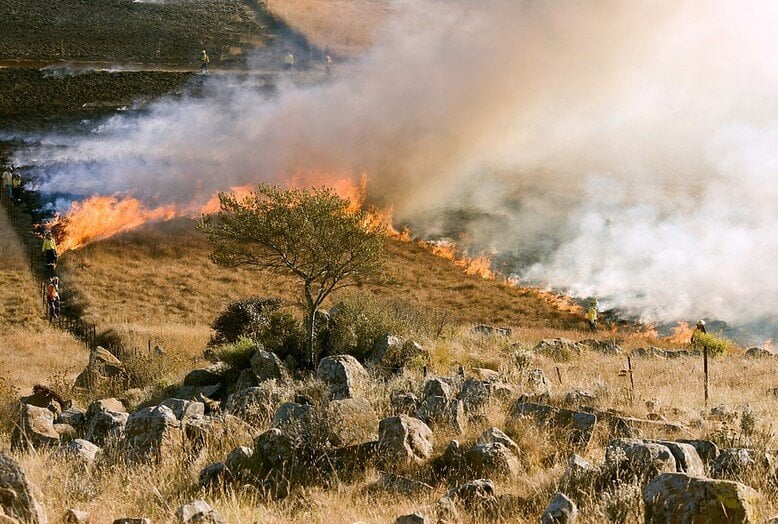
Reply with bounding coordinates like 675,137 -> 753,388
420,239 -> 494,279
667,321 -> 693,345
50,196 -> 177,253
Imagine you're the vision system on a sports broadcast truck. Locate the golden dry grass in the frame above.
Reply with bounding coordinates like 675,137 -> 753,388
263,0 -> 390,56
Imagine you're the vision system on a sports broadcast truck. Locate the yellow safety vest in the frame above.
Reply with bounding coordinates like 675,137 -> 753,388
586,307 -> 597,322
42,238 -> 57,252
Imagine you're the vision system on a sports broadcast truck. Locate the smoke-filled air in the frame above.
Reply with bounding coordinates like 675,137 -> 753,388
14,0 -> 778,327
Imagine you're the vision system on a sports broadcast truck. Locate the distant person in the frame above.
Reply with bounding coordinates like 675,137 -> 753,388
691,319 -> 706,346
1,165 -> 11,200
42,231 -> 58,272
46,281 -> 60,321
200,50 -> 209,72
586,299 -> 598,333
285,53 -> 295,71
325,55 -> 332,76
11,171 -> 21,204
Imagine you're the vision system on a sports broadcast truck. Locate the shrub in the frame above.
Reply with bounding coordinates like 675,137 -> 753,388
256,310 -> 306,361
326,294 -> 407,360
210,296 -> 283,345
692,331 -> 730,357
214,337 -> 257,368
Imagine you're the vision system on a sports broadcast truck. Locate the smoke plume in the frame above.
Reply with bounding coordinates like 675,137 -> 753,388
15,0 -> 778,326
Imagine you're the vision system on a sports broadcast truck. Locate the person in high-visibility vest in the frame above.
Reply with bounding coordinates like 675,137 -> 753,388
200,50 -> 209,72
46,281 -> 60,320
586,299 -> 598,333
42,231 -> 58,271
324,55 -> 332,76
1,166 -> 12,199
285,53 -> 295,71
11,171 -> 21,203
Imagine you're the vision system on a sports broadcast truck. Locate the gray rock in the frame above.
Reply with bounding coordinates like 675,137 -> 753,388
84,401 -> 128,446
250,428 -> 301,497
225,382 -> 291,425
12,404 -> 59,449
422,378 -> 452,400
643,472 -> 760,523
564,389 -> 596,406
561,454 -> 598,486
711,448 -> 774,479
378,415 -> 433,466
63,509 -> 90,524
416,396 -> 466,434
394,513 -> 429,524
466,442 -> 520,478
477,427 -> 520,457
272,402 -> 313,430
56,407 -> 86,432
75,346 -> 125,388
391,393 -> 418,416
472,324 -> 512,337
183,362 -> 231,387
250,350 -> 290,383
124,405 -> 182,460
63,439 -> 101,467
580,339 -> 622,355
648,440 -> 705,476
198,462 -> 231,489
541,492 -> 578,524
224,446 -> 253,478
677,439 -> 719,466
86,398 -> 126,417
442,479 -> 498,519
606,439 -> 677,480
159,399 -> 204,420
326,398 -> 379,447
511,402 -> 596,445
316,355 -> 369,400
745,347 -> 773,358
0,451 -> 48,524
369,334 -> 404,362
175,500 -> 226,524
533,339 -> 586,361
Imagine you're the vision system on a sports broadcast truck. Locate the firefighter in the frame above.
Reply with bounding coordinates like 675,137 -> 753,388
586,299 -> 598,333
324,55 -> 332,76
11,171 -> 21,203
42,231 -> 58,272
691,319 -> 706,346
46,281 -> 60,321
200,50 -> 209,72
1,165 -> 11,200
285,53 -> 295,71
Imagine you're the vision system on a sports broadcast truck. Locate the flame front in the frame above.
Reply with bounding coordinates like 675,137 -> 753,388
668,321 -> 693,345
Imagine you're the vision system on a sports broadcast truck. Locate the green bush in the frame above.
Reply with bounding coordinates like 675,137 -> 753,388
692,331 -> 730,357
326,294 -> 408,360
210,296 -> 283,345
257,311 -> 306,361
214,337 -> 257,368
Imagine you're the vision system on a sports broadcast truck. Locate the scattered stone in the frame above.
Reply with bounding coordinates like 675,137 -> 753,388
394,513 -> 429,524
647,440 -> 705,476
561,454 -> 599,487
472,324 -> 512,337
711,448 -> 775,480
85,408 -> 128,446
321,441 -> 379,482
422,378 -> 453,401
533,339 -> 586,361
250,350 -> 290,383
441,479 -> 498,519
511,402 -> 596,445
63,508 -> 90,524
471,368 -> 500,382
272,402 -> 313,430
175,500 -> 226,524
56,407 -> 86,432
250,428 -> 302,497
159,399 -> 204,421
477,427 -> 520,457
316,355 -> 369,400
643,473 -> 760,523
225,382 -> 291,425
369,334 -> 404,362
466,442 -> 520,479
378,415 -> 434,466
391,393 -> 419,417
12,404 -> 60,449
745,347 -> 773,358
381,472 -> 435,495
326,398 -> 379,447
183,362 -> 231,387
677,439 -> 719,467
564,389 -> 595,406
541,492 -> 578,524
63,439 -> 102,468
124,405 -> 183,460
416,396 -> 466,434
224,446 -> 253,479
0,452 -> 48,524
606,439 -> 677,480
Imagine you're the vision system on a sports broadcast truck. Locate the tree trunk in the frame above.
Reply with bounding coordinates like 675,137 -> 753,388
306,306 -> 317,368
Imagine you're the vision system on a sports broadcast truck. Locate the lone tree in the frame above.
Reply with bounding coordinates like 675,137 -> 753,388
199,183 -> 386,367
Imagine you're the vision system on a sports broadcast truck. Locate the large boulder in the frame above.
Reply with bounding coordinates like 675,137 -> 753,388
84,401 -> 128,446
316,355 -> 369,400
326,398 -> 379,447
159,399 -> 204,421
0,452 -> 48,524
541,492 -> 578,524
11,404 -> 60,449
647,440 -> 705,476
378,415 -> 434,467
643,473 -> 760,523
74,346 -> 125,388
606,439 -> 677,481
224,382 -> 292,426
250,350 -> 290,383
416,396 -> 466,434
124,405 -> 183,461
62,439 -> 102,468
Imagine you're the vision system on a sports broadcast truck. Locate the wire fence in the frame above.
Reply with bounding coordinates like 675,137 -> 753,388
1,186 -> 99,349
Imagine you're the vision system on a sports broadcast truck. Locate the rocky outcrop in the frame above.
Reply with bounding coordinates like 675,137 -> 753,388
74,346 -> 125,388
12,404 -> 60,449
0,452 -> 48,524
124,405 -> 183,460
378,415 -> 433,467
316,355 -> 369,400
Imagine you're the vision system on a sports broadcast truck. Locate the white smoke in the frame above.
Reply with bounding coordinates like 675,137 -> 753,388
15,0 -> 778,325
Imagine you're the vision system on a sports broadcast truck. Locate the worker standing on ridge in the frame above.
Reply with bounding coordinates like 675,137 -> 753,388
285,52 -> 295,71
324,55 -> 332,76
42,231 -> 58,273
586,299 -> 598,333
691,319 -> 707,346
11,170 -> 21,204
1,165 -> 11,200
200,50 -> 209,72
46,280 -> 60,321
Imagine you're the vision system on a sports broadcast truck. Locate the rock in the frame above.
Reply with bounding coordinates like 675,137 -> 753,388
477,427 -> 520,456
380,472 -> 434,495
320,441 -> 379,482
250,428 -> 301,497
394,513 -> 429,524
12,404 -> 59,449
561,454 -> 598,486
711,448 -> 775,480
272,401 -> 313,430
579,339 -> 622,355
316,355 -> 369,400
606,439 -> 677,480
112,519 -> 151,524
173,385 -> 223,404
541,492 -> 578,524
53,423 -> 77,442
85,410 -> 128,446
643,472 -> 760,523
56,407 -> 86,432
62,439 -> 101,467
472,324 -> 512,337
745,347 -> 773,358
442,479 -> 498,519
647,440 -> 705,476
175,500 -> 226,524
466,442 -> 520,478
63,509 -> 90,524
471,368 -> 500,382
198,463 -> 231,489
533,339 -> 586,361
225,382 -> 291,425
391,393 -> 418,416
124,405 -> 182,460
224,446 -> 253,479
416,396 -> 466,434
0,452 -> 48,524
326,398 -> 379,447
422,378 -> 452,401
87,398 -> 126,417
435,495 -> 460,523
511,402 -> 596,445
250,350 -> 290,383
677,439 -> 719,466
526,368 -> 552,396
75,346 -> 125,388
378,415 -> 434,466
159,399 -> 204,421
369,334 -> 404,362
183,362 -> 231,387
564,389 -> 596,406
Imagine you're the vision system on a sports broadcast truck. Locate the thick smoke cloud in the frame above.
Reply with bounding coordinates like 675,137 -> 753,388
16,0 -> 778,326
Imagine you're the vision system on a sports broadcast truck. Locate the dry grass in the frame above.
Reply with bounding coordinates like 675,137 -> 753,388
262,0 -> 390,56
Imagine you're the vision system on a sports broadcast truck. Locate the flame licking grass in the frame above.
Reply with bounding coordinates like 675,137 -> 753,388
668,321 -> 694,345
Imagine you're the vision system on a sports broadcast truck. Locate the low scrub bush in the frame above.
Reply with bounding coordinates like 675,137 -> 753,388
210,296 -> 283,345
693,331 -> 730,356
213,337 -> 257,368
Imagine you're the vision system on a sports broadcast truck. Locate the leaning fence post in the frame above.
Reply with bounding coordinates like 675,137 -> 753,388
703,347 -> 709,408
